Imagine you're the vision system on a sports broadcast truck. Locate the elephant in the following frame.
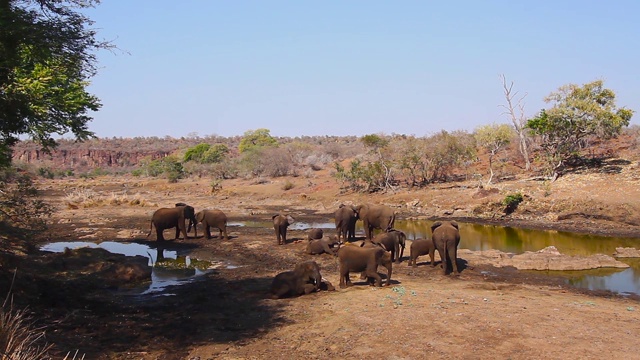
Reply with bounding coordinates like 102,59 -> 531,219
371,229 -> 406,263
355,204 -> 396,240
334,204 -> 359,242
270,260 -> 322,299
306,236 -> 340,256
337,245 -> 392,288
147,205 -> 196,241
307,228 -> 324,240
408,238 -> 436,268
273,213 -> 295,245
175,202 -> 196,234
195,209 -> 228,240
431,221 -> 461,275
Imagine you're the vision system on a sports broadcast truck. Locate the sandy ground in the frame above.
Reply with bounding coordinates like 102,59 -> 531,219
7,169 -> 640,359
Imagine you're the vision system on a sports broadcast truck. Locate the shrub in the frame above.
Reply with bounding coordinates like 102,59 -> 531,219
502,192 -> 524,214
282,180 -> 294,191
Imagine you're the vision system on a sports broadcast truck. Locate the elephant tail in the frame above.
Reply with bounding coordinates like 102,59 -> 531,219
147,220 -> 153,238
442,239 -> 449,272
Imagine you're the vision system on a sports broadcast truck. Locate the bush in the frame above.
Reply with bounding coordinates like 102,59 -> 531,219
502,192 -> 524,214
0,168 -> 52,231
282,180 -> 294,191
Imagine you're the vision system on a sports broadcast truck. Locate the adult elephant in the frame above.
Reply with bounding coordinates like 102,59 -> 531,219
270,261 -> 322,299
334,204 -> 359,243
147,205 -> 196,241
431,221 -> 461,275
306,236 -> 340,256
175,202 -> 196,235
408,238 -> 436,268
337,245 -> 392,288
355,203 -> 395,240
372,229 -> 406,264
273,213 -> 295,245
195,209 -> 228,240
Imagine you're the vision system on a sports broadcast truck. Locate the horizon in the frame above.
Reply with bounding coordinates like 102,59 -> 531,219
82,1 -> 639,139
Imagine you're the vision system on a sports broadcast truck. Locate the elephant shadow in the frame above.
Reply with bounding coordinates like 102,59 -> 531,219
432,258 -> 469,273
352,272 -> 400,287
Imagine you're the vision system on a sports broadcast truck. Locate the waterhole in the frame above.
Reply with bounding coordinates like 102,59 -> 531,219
40,241 -> 238,295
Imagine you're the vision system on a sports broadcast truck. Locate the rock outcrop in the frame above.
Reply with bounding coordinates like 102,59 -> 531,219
613,247 -> 640,258
459,246 -> 629,271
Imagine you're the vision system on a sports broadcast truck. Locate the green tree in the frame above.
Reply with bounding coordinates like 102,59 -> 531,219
475,123 -> 513,185
238,128 -> 278,153
359,134 -> 394,192
0,0 -> 108,168
183,143 -> 211,162
527,80 -> 634,178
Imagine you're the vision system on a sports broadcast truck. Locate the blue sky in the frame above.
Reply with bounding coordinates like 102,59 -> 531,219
84,1 -> 639,138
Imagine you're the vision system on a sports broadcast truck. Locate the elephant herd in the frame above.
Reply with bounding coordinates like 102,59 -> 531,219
271,203 -> 463,299
144,202 -> 461,300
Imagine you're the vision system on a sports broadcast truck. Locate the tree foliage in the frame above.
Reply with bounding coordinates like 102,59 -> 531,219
0,0 -> 108,168
526,80 -> 633,177
184,143 -> 229,164
475,123 -> 513,185
238,128 -> 278,153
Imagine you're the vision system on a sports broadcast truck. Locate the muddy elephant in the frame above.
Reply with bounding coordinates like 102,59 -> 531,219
372,229 -> 406,263
337,245 -> 392,288
306,236 -> 340,256
355,204 -> 395,239
270,260 -> 322,299
195,209 -> 228,240
307,228 -> 324,240
431,221 -> 461,275
334,204 -> 359,242
147,205 -> 196,241
408,238 -> 436,268
175,202 -> 196,234
273,213 -> 295,245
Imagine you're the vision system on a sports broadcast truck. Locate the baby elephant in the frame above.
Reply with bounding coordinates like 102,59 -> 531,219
337,245 -> 392,288
273,213 -> 295,245
195,209 -> 228,240
408,238 -> 436,268
270,261 -> 322,299
306,236 -> 340,256
307,228 -> 324,240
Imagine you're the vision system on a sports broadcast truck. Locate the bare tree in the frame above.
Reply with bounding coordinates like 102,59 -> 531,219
499,74 -> 531,171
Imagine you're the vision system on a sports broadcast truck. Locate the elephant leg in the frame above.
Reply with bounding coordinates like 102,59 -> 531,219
450,248 -> 460,275
272,284 -> 292,299
429,249 -> 436,267
205,224 -> 212,240
156,227 -> 165,241
302,283 -> 317,295
339,271 -> 349,289
365,270 -> 383,287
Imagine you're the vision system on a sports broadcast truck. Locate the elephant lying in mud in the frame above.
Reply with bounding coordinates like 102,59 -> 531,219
273,213 -> 295,245
306,236 -> 340,256
408,238 -> 436,268
307,228 -> 324,240
338,245 -> 392,288
147,205 -> 196,241
431,221 -> 461,275
270,261 -> 331,299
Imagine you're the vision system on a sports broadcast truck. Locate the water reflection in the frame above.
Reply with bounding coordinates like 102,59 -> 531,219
40,241 -> 233,295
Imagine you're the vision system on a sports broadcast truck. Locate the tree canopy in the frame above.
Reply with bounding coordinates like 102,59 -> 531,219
238,128 -> 278,153
526,80 -> 633,177
0,0 -> 107,168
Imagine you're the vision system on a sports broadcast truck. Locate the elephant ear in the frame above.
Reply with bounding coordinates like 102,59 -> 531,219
272,214 -> 280,220
449,221 -> 459,229
196,211 -> 205,222
431,221 -> 443,232
286,214 -> 295,224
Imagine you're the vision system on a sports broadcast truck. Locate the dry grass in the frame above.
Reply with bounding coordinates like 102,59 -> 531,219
64,188 -> 154,208
0,302 -> 51,360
